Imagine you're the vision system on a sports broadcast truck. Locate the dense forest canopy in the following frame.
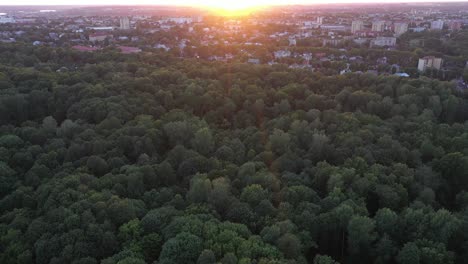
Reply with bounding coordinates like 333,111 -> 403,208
1,43 -> 468,264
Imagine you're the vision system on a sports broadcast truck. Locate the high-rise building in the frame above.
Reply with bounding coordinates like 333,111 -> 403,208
431,20 -> 444,30
351,20 -> 364,33
418,56 -> 443,72
394,22 -> 408,36
372,21 -> 385,32
120,16 -> 130,30
316,16 -> 324,24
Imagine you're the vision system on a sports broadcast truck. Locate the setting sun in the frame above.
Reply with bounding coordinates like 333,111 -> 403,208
199,0 -> 268,16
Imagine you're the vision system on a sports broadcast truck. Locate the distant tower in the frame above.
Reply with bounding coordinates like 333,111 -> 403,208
351,20 -> 364,33
120,16 -> 130,30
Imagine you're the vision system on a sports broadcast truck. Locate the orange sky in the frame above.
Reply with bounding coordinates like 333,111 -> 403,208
0,0 -> 465,5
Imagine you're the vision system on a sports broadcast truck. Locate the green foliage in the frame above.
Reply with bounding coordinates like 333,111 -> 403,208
0,44 -> 467,264
159,232 -> 203,264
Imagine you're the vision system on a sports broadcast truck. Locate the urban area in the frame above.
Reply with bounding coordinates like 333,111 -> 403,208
1,3 -> 468,85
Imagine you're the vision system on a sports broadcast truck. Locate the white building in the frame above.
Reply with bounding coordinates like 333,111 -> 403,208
316,16 -> 324,24
418,56 -> 443,72
166,17 -> 193,24
0,17 -> 15,24
370,37 -> 397,47
372,21 -> 385,32
289,37 -> 297,46
351,20 -> 364,33
320,24 -> 347,31
410,27 -> 426,33
394,22 -> 408,36
154,43 -> 170,51
431,20 -> 444,30
274,50 -> 291,59
86,27 -> 114,31
304,21 -> 320,29
120,16 -> 130,30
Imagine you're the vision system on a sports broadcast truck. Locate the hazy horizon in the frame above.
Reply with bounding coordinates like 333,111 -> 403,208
1,0 -> 468,6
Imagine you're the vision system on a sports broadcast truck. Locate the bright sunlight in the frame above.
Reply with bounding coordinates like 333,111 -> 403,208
199,0 -> 271,16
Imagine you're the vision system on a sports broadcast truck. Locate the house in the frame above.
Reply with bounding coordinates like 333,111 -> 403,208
274,50 -> 291,59
322,38 -> 344,47
418,56 -> 443,72
355,30 -> 380,37
89,33 -> 113,42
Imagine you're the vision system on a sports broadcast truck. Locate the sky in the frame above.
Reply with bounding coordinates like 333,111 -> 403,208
0,0 -> 466,5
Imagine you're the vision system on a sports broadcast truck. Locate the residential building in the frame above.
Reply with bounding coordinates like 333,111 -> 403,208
394,22 -> 408,36
274,50 -> 291,59
418,56 -> 443,72
320,25 -> 347,31
355,30 -> 380,37
316,16 -> 324,24
322,38 -> 344,47
89,33 -> 113,42
289,37 -> 297,46
410,27 -> 426,33
166,17 -> 193,24
303,21 -> 320,28
370,36 -> 397,47
86,27 -> 114,31
372,21 -> 385,32
351,20 -> 364,33
120,16 -> 130,30
431,20 -> 444,30
0,17 -> 15,24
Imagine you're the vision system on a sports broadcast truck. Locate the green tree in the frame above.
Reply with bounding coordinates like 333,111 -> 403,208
347,216 -> 376,256
159,232 -> 203,264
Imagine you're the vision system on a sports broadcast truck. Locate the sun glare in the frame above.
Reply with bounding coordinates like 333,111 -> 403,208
199,0 -> 266,16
